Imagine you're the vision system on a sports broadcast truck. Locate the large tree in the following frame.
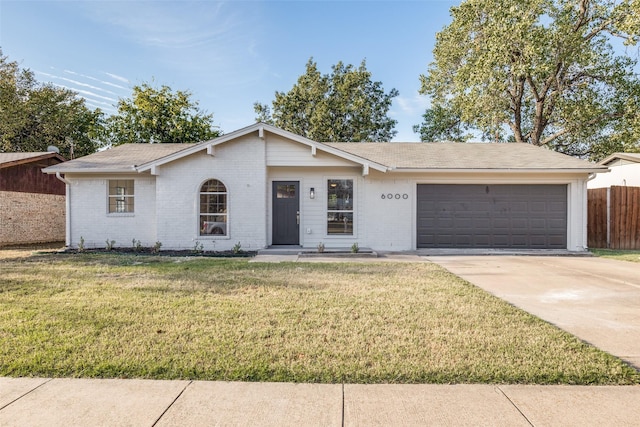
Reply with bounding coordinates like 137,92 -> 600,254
0,50 -> 103,158
417,0 -> 640,160
255,58 -> 399,142
105,83 -> 220,145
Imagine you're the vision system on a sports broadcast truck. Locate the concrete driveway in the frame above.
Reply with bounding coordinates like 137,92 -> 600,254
425,255 -> 640,369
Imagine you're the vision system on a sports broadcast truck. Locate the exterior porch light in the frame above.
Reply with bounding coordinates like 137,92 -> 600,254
310,187 -> 315,199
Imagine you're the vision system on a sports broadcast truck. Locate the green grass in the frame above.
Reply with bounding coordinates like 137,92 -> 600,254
590,248 -> 640,263
1,250 -> 638,384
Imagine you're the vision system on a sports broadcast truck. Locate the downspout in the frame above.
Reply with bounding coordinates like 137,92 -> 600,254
54,172 -> 72,247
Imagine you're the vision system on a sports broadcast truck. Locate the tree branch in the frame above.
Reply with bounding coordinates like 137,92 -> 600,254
540,111 -> 624,146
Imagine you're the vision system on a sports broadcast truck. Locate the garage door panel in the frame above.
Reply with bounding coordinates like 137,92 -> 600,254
473,218 -> 491,228
493,218 -> 510,228
417,184 -> 567,249
549,202 -> 567,212
511,218 -> 528,228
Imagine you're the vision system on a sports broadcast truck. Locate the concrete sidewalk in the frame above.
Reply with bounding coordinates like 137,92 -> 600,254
1,377 -> 639,426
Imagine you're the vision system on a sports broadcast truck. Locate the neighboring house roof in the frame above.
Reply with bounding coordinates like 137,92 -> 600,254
598,152 -> 640,166
43,123 -> 606,175
0,152 -> 66,169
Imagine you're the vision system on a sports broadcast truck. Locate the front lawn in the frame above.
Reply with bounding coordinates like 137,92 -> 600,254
1,250 -> 638,384
590,248 -> 640,263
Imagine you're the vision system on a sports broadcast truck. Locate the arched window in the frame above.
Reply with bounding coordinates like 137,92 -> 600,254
199,179 -> 227,236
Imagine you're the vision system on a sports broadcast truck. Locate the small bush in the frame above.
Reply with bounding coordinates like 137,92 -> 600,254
232,242 -> 242,254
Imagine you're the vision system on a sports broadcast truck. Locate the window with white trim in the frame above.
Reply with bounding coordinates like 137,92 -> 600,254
108,180 -> 134,213
200,179 -> 227,236
327,179 -> 353,235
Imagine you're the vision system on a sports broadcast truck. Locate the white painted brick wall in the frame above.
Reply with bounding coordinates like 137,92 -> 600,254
66,175 -> 156,249
155,135 -> 267,251
361,179 -> 413,250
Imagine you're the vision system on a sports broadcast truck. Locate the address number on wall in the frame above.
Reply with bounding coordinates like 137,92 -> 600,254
381,193 -> 409,200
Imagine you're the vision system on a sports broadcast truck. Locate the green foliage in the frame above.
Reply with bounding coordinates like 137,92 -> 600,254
132,239 -> 142,252
105,240 -> 116,251
232,241 -> 242,254
105,82 -> 220,145
0,49 -> 103,158
351,242 -> 359,253
418,0 -> 640,160
413,104 -> 473,142
590,249 -> 640,263
193,240 -> 204,254
256,58 -> 399,142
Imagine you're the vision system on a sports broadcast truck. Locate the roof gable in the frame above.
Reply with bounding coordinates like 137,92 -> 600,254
134,123 -> 387,173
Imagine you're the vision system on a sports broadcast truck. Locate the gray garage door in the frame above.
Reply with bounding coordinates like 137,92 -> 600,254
417,184 -> 567,249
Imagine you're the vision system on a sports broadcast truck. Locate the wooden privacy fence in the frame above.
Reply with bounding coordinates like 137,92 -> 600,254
588,186 -> 640,249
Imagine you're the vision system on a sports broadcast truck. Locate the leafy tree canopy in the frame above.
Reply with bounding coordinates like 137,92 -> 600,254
255,58 -> 399,142
0,49 -> 103,158
417,0 -> 640,160
105,83 -> 220,145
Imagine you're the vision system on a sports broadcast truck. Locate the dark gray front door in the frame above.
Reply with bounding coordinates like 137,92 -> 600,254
417,184 -> 567,249
272,181 -> 300,245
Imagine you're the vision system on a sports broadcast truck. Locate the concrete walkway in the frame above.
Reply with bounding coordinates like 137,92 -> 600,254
1,377 -> 639,426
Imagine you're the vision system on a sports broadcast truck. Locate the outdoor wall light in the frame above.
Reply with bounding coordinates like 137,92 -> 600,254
310,188 -> 315,199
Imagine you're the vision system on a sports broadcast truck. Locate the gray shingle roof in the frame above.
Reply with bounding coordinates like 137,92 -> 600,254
43,144 -> 191,173
43,138 -> 604,174
324,142 -> 603,170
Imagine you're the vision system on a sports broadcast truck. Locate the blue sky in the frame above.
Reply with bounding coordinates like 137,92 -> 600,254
0,0 -> 458,141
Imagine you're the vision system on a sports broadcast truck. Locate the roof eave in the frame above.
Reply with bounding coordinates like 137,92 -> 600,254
43,167 -> 139,174
388,167 -> 608,174
1,152 -> 66,169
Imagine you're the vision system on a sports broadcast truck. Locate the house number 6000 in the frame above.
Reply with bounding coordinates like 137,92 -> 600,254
381,193 -> 409,200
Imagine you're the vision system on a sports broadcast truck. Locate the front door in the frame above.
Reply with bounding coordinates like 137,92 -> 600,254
272,181 -> 300,245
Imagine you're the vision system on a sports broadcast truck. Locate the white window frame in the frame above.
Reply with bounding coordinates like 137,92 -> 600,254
326,178 -> 355,236
108,179 -> 134,214
199,179 -> 229,238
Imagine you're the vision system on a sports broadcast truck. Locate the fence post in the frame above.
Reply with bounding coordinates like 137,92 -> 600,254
606,187 -> 611,248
